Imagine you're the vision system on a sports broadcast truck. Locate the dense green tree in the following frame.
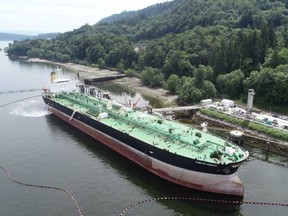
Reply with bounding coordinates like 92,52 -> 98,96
177,77 -> 204,104
97,58 -> 105,69
201,81 -> 217,99
140,67 -> 164,87
244,66 -> 288,105
204,65 -> 215,82
86,44 -> 105,63
217,69 -> 245,98
27,48 -> 45,58
264,48 -> 288,68
194,65 -> 206,88
117,61 -> 125,72
164,74 -> 180,94
263,49 -> 282,68
125,69 -> 135,77
143,43 -> 166,68
178,77 -> 195,103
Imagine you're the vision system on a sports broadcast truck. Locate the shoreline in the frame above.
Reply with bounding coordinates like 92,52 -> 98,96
26,58 -> 119,75
27,58 -> 178,106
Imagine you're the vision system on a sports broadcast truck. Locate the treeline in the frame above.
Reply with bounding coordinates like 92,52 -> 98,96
8,25 -> 137,69
7,0 -> 288,111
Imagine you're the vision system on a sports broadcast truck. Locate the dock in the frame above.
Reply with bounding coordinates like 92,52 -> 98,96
72,67 -> 127,85
84,74 -> 126,84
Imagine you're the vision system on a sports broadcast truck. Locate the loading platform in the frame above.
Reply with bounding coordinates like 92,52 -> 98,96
152,105 -> 201,113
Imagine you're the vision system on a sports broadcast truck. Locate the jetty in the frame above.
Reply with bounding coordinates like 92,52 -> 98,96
152,105 -> 201,113
66,66 -> 127,85
84,74 -> 126,84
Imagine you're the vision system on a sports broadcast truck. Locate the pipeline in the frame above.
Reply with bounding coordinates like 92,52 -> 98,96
0,88 -> 42,94
0,165 -> 83,216
0,95 -> 41,108
119,196 -> 288,216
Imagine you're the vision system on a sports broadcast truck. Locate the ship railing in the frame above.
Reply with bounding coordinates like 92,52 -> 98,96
59,92 -> 104,111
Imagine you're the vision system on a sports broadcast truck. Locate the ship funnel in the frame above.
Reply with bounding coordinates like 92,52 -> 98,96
50,71 -> 57,82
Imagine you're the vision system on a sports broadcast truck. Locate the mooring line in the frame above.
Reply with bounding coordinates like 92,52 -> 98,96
119,196 -> 288,216
0,165 -> 83,216
0,95 -> 41,108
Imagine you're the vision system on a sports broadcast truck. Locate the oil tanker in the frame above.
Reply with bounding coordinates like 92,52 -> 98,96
42,71 -> 249,196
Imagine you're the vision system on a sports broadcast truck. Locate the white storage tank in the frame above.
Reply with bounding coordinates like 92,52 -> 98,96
200,99 -> 212,106
221,99 -> 234,108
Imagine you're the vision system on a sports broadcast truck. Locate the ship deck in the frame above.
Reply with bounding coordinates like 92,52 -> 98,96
51,92 -> 247,165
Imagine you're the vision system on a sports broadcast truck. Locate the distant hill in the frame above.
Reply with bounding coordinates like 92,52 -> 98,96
0,32 -> 60,41
0,32 -> 28,41
96,0 -> 288,41
98,1 -> 173,24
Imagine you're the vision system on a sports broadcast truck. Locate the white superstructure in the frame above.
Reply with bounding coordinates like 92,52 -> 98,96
44,68 -> 79,94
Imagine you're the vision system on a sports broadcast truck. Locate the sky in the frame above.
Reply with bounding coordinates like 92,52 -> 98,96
0,0 -> 172,35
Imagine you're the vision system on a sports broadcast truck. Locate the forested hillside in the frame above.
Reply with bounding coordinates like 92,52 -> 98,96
7,0 -> 288,110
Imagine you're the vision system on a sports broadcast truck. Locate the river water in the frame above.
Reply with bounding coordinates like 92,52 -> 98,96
0,41 -> 288,216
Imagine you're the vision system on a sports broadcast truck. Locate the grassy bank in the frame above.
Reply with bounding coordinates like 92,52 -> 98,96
200,109 -> 288,142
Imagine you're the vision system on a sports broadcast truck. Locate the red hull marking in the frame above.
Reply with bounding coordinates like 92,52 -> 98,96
48,106 -> 243,196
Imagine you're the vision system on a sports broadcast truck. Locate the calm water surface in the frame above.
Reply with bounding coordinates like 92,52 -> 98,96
0,41 -> 288,216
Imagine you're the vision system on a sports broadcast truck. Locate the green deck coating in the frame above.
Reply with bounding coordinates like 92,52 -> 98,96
52,92 -> 247,165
